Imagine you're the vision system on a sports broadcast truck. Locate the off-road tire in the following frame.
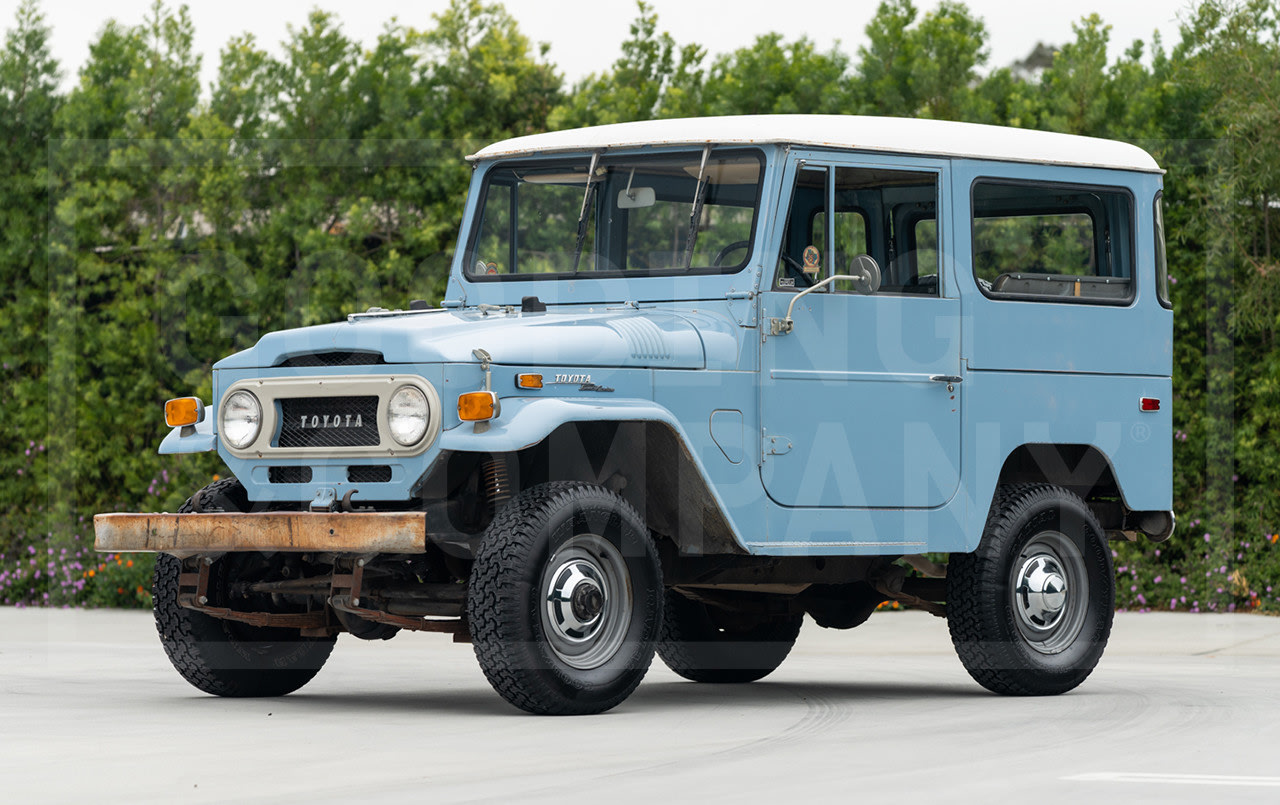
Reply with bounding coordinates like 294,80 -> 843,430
947,483 -> 1113,696
152,479 -> 336,697
658,590 -> 803,683
468,482 -> 663,715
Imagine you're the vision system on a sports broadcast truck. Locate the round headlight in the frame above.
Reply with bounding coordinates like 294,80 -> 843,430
388,386 -> 429,446
221,390 -> 262,449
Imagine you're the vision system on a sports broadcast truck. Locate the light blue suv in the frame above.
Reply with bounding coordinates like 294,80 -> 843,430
96,115 -> 1174,714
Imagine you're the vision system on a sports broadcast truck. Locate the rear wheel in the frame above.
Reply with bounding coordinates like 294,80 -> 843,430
947,484 -> 1113,696
468,482 -> 663,715
152,479 -> 335,697
658,590 -> 803,683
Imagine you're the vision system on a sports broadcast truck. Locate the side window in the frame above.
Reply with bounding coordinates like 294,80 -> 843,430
972,181 -> 1134,303
814,209 -> 869,271
776,164 -> 939,295
1155,192 -> 1171,308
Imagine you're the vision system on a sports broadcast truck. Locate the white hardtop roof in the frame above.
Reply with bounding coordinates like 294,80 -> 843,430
469,114 -> 1162,174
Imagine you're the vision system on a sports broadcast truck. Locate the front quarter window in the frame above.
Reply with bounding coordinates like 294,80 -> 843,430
466,150 -> 763,279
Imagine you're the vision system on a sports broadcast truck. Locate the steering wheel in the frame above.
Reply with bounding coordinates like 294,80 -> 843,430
713,240 -> 751,267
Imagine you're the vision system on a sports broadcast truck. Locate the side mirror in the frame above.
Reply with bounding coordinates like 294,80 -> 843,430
848,254 -> 881,295
617,187 -> 655,209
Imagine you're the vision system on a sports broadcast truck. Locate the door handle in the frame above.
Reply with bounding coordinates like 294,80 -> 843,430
930,375 -> 963,384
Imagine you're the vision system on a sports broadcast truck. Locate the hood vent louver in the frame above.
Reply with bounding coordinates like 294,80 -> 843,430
277,351 -> 386,368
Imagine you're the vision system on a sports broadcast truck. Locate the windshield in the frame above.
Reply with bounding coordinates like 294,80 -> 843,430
466,149 -> 763,279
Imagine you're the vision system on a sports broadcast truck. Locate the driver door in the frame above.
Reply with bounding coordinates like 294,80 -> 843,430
759,153 -> 962,511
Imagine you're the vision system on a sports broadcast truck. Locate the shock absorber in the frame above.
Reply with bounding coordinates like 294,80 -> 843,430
481,456 -> 513,515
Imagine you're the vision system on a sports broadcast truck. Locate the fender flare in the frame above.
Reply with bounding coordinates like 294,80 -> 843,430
437,396 -> 748,551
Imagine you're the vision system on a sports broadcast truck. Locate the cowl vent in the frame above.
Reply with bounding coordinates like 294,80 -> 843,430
277,351 -> 386,368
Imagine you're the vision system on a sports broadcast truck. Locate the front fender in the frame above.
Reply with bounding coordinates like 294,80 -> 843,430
437,396 -> 748,552
158,417 -> 216,455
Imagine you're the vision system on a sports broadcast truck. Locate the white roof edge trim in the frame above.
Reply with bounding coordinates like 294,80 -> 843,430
468,115 -> 1163,175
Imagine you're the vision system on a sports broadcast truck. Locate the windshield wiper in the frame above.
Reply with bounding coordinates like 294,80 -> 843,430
570,152 -> 600,273
682,145 -> 713,269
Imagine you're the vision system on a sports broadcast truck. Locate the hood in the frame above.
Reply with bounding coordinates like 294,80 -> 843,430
215,307 -> 736,371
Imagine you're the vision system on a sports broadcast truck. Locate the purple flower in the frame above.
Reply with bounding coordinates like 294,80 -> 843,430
1137,594 -> 1147,605
1180,576 -> 1187,584
1204,533 -> 1211,543
1170,600 -> 1177,609
1154,575 -> 1163,583
1130,584 -> 1137,592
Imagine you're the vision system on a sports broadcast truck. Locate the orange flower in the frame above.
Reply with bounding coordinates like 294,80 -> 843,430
88,570 -> 95,577
116,587 -> 124,594
126,559 -> 133,568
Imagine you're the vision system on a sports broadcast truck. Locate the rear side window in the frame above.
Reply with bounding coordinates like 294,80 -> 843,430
1155,192 -> 1171,308
971,181 -> 1134,303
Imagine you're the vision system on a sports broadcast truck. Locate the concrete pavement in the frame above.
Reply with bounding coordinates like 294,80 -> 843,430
2,608 -> 1278,804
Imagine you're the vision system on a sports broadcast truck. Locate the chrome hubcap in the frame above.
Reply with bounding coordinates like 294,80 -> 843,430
1015,555 -> 1069,630
1010,531 -> 1089,655
546,561 -> 607,637
542,534 -> 632,670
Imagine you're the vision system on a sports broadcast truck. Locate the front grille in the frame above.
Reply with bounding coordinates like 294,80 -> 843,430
269,466 -> 313,484
277,396 -> 380,448
348,465 -> 392,483
277,351 -> 385,368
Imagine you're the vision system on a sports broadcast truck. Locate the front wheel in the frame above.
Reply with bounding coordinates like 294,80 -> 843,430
946,484 -> 1113,696
153,479 -> 335,697
467,482 -> 663,715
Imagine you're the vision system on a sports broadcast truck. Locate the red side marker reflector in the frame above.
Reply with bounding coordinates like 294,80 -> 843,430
1140,397 -> 1160,412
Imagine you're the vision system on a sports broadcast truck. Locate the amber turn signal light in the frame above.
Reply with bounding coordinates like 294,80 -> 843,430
164,397 -> 205,427
458,391 -> 500,422
516,373 -> 543,389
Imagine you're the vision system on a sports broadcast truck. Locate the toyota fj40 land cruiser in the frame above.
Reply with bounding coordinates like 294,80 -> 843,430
96,115 -> 1174,714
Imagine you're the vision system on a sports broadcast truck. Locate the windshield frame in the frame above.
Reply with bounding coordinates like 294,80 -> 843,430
462,147 -> 768,283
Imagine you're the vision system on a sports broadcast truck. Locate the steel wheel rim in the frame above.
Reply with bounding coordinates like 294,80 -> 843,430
1010,530 -> 1089,655
541,534 -> 632,670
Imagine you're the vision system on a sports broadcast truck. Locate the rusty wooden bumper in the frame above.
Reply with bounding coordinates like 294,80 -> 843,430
93,512 -> 427,554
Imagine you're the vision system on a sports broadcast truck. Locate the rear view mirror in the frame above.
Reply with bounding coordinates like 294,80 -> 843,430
617,187 -> 655,209
848,254 -> 882,295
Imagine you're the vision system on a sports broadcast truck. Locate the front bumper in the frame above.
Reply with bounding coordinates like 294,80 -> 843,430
93,512 -> 427,555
